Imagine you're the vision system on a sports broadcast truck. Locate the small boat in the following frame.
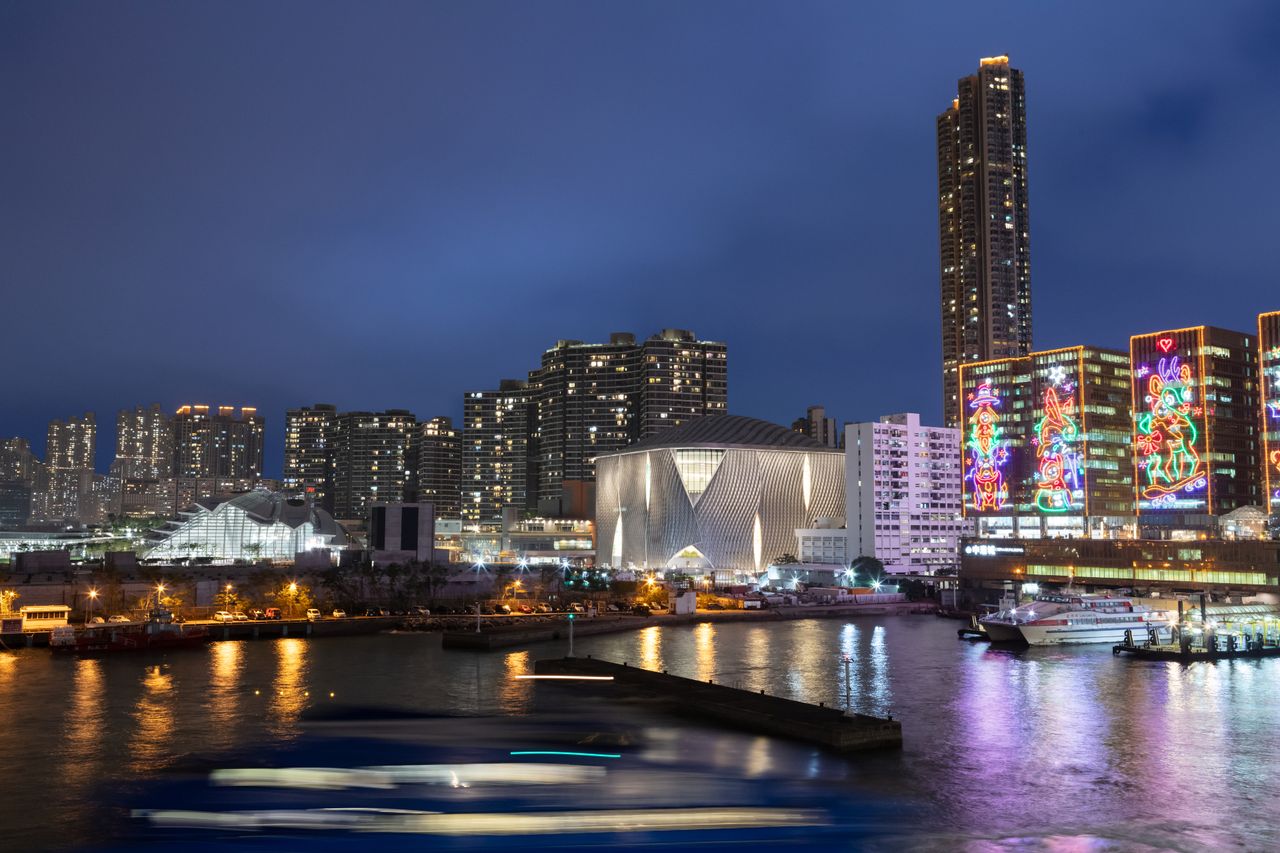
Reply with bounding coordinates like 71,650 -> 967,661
979,593 -> 1169,646
50,609 -> 211,654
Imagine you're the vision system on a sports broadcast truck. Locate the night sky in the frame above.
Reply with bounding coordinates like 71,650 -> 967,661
4,2 -> 1278,476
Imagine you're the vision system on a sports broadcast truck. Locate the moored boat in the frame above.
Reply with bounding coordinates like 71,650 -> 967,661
979,593 -> 1169,646
50,610 -> 210,654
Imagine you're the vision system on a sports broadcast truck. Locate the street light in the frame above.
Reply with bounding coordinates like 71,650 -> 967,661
85,588 -> 98,626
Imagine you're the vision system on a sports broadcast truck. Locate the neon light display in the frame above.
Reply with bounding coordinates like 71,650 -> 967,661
966,382 -> 1009,512
1032,386 -> 1081,512
1135,356 -> 1207,508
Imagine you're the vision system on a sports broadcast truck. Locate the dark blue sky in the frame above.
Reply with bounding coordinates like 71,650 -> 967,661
3,2 -> 1278,476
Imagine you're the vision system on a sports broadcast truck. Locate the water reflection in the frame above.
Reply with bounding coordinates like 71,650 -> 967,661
129,665 -> 175,773
694,622 -> 716,682
868,625 -> 889,714
206,641 -> 243,750
638,625 -> 662,672
499,650 -> 532,713
268,638 -> 310,737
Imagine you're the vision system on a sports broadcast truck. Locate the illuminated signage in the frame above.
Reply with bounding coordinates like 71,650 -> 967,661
1132,330 -> 1209,512
1031,357 -> 1084,513
963,543 -> 1026,557
965,382 -> 1009,512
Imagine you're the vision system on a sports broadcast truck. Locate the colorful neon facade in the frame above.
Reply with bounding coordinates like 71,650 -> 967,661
1262,312 -> 1280,512
1134,354 -> 1207,509
965,382 -> 1009,512
1033,385 -> 1081,512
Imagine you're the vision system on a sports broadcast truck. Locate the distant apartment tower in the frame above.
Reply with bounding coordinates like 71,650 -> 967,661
530,334 -> 641,513
1261,311 -> 1280,516
33,413 -> 97,523
114,404 -> 173,479
331,410 -> 416,521
173,405 -> 264,479
416,416 -> 461,518
0,437 -> 37,483
638,329 -> 728,436
463,380 -> 532,525
1130,326 -> 1261,528
792,405 -> 841,448
938,55 -> 1032,427
845,413 -> 965,574
283,404 -> 338,511
959,346 -> 1134,539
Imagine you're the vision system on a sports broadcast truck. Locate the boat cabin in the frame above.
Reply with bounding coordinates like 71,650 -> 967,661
19,605 -> 71,631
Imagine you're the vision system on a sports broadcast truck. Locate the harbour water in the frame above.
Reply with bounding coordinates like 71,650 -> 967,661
2,615 -> 1277,850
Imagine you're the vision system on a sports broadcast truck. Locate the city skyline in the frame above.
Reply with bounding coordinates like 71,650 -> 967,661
5,4 -> 1278,476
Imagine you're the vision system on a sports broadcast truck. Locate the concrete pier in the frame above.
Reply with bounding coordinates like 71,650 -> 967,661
533,656 -> 903,753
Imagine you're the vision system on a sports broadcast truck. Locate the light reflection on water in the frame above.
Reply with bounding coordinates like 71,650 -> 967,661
0,617 -> 1276,850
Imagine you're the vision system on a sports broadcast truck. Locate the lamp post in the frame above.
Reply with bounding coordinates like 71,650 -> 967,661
287,581 -> 298,618
85,588 -> 98,626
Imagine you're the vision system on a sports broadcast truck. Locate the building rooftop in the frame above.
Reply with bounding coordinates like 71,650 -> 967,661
618,415 -> 836,453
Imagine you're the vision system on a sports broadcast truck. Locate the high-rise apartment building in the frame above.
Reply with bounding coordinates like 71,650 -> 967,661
173,405 -> 264,479
938,55 -> 1032,427
529,334 -> 641,512
463,380 -> 532,525
1130,326 -> 1260,526
792,405 -> 841,448
283,404 -> 338,511
959,346 -> 1134,538
114,404 -> 173,480
46,413 -> 96,472
33,413 -> 97,523
1261,311 -> 1280,516
416,416 -> 461,518
845,413 -> 965,574
637,329 -> 728,436
0,437 -> 37,484
331,410 -> 416,521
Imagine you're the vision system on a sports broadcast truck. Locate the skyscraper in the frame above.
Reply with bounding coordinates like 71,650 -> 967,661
416,416 -> 461,518
331,410 -> 416,521
173,405 -> 264,479
463,380 -> 532,525
114,404 -> 174,480
637,329 -> 728,437
33,413 -> 97,523
283,404 -> 338,510
938,55 -> 1032,427
1261,311 -> 1280,516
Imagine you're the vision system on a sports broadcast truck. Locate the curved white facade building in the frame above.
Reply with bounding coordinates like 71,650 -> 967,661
146,490 -> 348,562
595,416 -> 844,576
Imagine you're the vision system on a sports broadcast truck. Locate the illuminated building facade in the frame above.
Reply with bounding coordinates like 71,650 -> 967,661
1130,326 -> 1260,527
145,489 -> 347,563
463,380 -> 532,525
416,416 -> 461,518
792,405 -> 841,448
0,438 -> 37,484
959,346 -> 1133,538
938,55 -> 1033,427
1260,311 -> 1280,516
31,413 -> 97,524
637,329 -> 728,436
173,405 -> 264,479
595,415 -> 844,581
845,413 -> 964,574
283,404 -> 338,511
114,404 -> 173,480
331,410 -> 416,522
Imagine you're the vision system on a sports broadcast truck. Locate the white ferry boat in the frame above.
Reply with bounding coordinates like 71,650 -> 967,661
979,593 -> 1169,645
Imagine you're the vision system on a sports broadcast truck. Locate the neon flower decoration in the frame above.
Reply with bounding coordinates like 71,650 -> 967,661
966,382 -> 1009,511
1135,356 -> 1206,502
1033,387 -> 1081,512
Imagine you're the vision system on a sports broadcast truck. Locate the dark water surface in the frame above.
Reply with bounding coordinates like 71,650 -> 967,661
1,616 -> 1276,850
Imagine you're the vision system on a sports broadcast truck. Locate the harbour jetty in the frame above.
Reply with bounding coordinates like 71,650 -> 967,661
1,614 -> 402,649
532,656 -> 903,752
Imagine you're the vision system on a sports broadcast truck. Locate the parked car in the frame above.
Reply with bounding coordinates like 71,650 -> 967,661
568,602 -> 585,614
413,606 -> 431,617
264,607 -> 282,620
496,603 -> 513,615
107,614 -> 131,623
517,604 -> 532,614
332,609 -> 347,619
535,603 -> 552,613
704,602 -> 725,611
89,616 -> 105,624
213,611 -> 235,622
248,609 -> 264,620
631,604 -> 651,616
306,608 -> 322,621
606,603 -> 621,612
233,611 -> 249,621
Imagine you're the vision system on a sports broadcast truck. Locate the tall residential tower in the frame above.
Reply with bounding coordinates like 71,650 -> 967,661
938,55 -> 1032,427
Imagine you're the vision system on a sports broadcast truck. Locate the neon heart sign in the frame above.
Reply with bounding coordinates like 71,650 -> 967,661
1157,338 -> 1175,353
